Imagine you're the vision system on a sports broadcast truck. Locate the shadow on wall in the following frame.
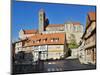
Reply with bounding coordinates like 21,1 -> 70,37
14,51 -> 33,64
68,48 -> 72,56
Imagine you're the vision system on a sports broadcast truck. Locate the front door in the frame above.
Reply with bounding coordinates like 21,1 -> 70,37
40,51 -> 47,60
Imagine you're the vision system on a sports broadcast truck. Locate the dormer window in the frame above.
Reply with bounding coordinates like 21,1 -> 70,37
37,40 -> 39,43
55,38 -> 59,42
33,40 -> 35,43
36,39 -> 41,43
51,38 -> 53,42
51,38 -> 59,42
43,38 -> 47,42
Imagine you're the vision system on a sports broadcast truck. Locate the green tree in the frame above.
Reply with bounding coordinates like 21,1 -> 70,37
68,34 -> 79,49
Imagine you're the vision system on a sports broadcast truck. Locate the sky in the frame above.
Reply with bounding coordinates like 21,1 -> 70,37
12,0 -> 96,41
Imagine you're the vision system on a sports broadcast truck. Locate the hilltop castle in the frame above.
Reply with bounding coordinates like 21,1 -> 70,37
19,9 -> 84,44
14,9 -> 84,61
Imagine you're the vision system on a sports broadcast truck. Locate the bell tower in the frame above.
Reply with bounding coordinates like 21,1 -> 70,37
39,9 -> 45,33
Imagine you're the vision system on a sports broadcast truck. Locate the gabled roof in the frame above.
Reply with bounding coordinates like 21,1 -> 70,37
86,12 -> 96,29
88,12 -> 96,21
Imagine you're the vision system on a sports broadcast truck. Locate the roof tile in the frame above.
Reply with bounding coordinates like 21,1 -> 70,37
25,33 -> 65,46
23,30 -> 38,34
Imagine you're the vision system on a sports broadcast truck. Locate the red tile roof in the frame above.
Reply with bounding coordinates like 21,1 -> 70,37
88,12 -> 96,21
86,12 -> 96,29
25,33 -> 65,46
72,22 -> 80,25
46,23 -> 80,28
23,30 -> 38,34
46,24 -> 64,27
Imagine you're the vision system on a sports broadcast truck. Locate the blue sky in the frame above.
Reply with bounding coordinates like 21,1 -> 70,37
12,1 -> 96,41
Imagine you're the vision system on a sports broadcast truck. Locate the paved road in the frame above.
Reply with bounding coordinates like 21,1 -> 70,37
43,59 -> 96,72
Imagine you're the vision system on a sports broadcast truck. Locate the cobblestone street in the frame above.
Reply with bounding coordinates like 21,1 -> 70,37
13,59 -> 96,74
43,59 -> 96,72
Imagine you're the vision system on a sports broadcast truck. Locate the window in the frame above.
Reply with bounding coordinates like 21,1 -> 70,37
51,38 -> 53,42
43,38 -> 47,42
17,48 -> 19,50
51,38 -> 59,42
55,38 -> 59,42
40,18 -> 43,21
34,46 -> 38,50
73,26 -> 76,31
40,14 -> 42,17
33,40 -> 35,43
17,48 -> 21,51
87,50 -> 91,55
36,39 -> 41,43
16,43 -> 19,46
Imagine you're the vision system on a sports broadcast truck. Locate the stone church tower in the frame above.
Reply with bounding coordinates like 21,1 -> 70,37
38,9 -> 45,33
